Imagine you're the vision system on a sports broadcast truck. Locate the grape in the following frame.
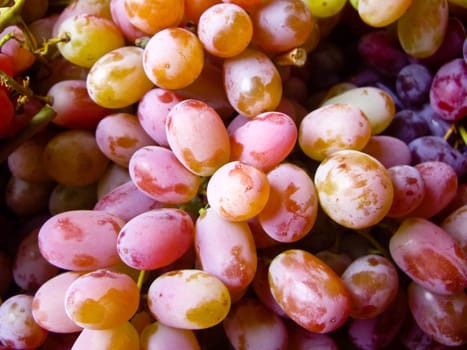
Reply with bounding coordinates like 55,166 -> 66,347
299,103 -> 371,161
314,150 -> 394,229
43,129 -> 110,186
206,161 -> 270,222
321,86 -> 395,135
117,208 -> 194,270
147,269 -> 231,330
230,111 -> 297,171
362,135 -> 412,168
408,136 -> 467,178
0,294 -> 48,349
32,271 -> 84,333
357,0 -> 413,27
301,0 -> 347,18
341,254 -> 399,319
386,164 -> 425,218
71,321 -> 139,350
94,180 -> 162,221
287,322 -> 339,350
13,228 -> 60,291
397,0 -> 449,58
440,204 -> 467,253
137,88 -> 185,147
184,0 -> 222,24
38,209 -> 125,271
223,297 -> 288,350
195,208 -> 257,301
408,281 -> 467,346
64,269 -> 139,330
124,0 -> 184,35
5,176 -> 55,216
97,163 -> 131,199
416,103 -> 452,138
268,249 -> 351,333
57,14 -> 125,68
408,161 -> 458,218
382,109 -> 430,143
0,25 -> 36,75
389,217 -> 467,295
47,79 -> 112,130
140,321 -> 201,350
223,47 -> 283,117
258,162 -> 318,243
143,27 -> 205,90
48,182 -> 97,214
250,0 -> 313,53
0,89 -> 14,138
197,3 -> 253,58
429,58 -> 467,122
110,0 -> 147,42
165,99 -> 231,176
0,252 -> 12,297
86,46 -> 154,109
395,63 -> 433,107
128,145 -> 201,204
95,112 -> 155,167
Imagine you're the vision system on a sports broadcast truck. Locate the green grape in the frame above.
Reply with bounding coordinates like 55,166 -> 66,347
301,0 -> 347,18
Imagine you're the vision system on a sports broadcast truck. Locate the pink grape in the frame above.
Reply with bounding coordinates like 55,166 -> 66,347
32,271 -> 84,333
117,208 -> 194,270
96,163 -> 131,199
140,321 -> 201,350
147,269 -> 231,330
258,162 -> 318,243
110,0 -> 147,42
441,204 -> 467,253
129,145 -> 201,205
389,217 -> 467,295
71,321 -> 139,350
362,135 -> 412,168
268,249 -> 351,333
64,269 -> 140,330
166,99 -> 231,176
287,322 -> 339,350
38,209 -> 125,271
229,111 -> 297,171
206,161 -> 270,222
195,208 -> 257,301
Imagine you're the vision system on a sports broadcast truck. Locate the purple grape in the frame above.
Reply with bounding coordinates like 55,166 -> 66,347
463,37 -> 467,63
408,135 -> 467,178
396,63 -> 433,107
416,103 -> 451,138
383,109 -> 430,144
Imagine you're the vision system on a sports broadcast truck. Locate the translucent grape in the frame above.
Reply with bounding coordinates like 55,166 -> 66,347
147,269 -> 231,330
38,209 -> 125,271
0,25 -> 36,75
128,145 -> 201,204
110,0 -> 147,42
97,163 -> 131,199
197,3 -> 253,58
397,0 -> 449,58
258,162 -> 318,243
230,111 -> 297,171
65,269 -> 140,330
301,0 -> 347,18
117,208 -> 194,270
389,217 -> 467,295
140,321 -> 201,350
195,208 -> 257,301
361,135 -> 412,168
32,271 -> 84,333
298,103 -> 371,161
71,321 -> 139,350
357,0 -> 413,27
206,161 -> 270,222
223,48 -> 283,117
86,46 -> 154,109
166,99 -> 231,176
441,204 -> 467,253
184,0 -> 222,24
143,27 -> 204,90
314,150 -> 394,229
268,249 -> 351,333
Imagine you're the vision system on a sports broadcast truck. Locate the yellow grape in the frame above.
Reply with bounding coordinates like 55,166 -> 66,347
301,0 -> 347,18
143,27 -> 205,90
358,0 -> 413,27
71,321 -> 139,350
397,0 -> 449,58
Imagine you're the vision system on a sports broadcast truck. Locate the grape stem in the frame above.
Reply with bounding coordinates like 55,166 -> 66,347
0,0 -> 25,30
274,47 -> 307,67
0,104 -> 56,162
354,228 -> 391,260
137,270 -> 146,291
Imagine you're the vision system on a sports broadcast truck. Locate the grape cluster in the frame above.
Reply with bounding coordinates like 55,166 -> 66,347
0,0 -> 466,349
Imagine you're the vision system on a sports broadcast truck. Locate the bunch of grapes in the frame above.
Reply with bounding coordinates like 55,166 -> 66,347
0,0 -> 466,349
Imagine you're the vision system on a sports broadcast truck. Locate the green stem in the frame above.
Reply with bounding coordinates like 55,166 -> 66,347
137,270 -> 146,291
355,228 -> 391,260
0,0 -> 26,30
0,104 -> 56,162
458,124 -> 467,145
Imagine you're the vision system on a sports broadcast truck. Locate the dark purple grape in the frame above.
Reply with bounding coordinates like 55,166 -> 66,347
358,29 -> 410,77
417,103 -> 452,138
373,82 -> 404,110
430,58 -> 467,122
384,109 -> 430,143
396,63 -> 433,107
463,37 -> 466,63
408,135 -> 467,178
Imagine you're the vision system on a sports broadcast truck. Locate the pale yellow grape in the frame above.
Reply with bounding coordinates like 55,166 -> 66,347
358,0 -> 413,27
301,0 -> 347,18
87,46 -> 153,108
321,86 -> 395,135
57,14 -> 125,68
140,321 -> 201,350
71,321 -> 139,350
